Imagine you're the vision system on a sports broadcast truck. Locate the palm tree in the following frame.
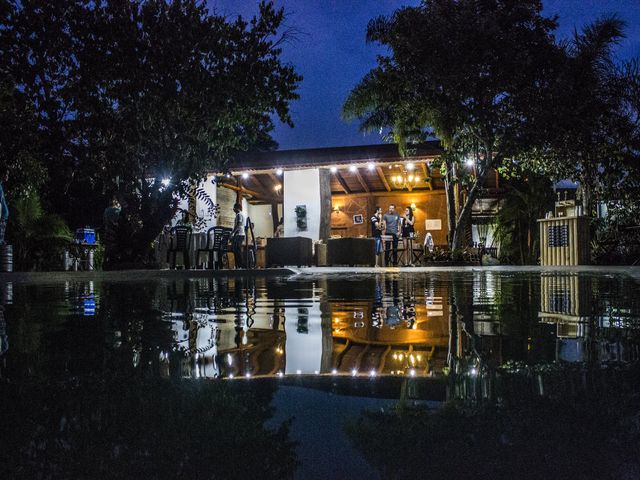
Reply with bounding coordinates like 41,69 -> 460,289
9,194 -> 72,270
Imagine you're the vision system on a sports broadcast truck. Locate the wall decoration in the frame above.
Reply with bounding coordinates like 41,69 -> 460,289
425,219 -> 442,231
353,214 -> 364,225
295,205 -> 307,231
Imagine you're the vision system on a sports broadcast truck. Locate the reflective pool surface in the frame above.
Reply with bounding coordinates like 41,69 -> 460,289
1,271 -> 640,479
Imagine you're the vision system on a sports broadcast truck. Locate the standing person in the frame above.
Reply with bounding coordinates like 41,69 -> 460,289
102,196 -> 121,265
274,217 -> 284,237
231,203 -> 245,268
0,170 -> 9,245
401,206 -> 416,266
383,204 -> 401,266
370,206 -> 384,267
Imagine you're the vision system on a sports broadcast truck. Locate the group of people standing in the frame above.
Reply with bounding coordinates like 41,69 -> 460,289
371,204 -> 415,267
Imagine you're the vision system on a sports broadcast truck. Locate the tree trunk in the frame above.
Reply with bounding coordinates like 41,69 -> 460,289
444,157 -> 457,249
451,163 -> 493,251
106,186 -> 177,268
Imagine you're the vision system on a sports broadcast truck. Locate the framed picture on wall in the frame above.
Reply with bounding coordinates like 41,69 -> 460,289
353,214 -> 364,225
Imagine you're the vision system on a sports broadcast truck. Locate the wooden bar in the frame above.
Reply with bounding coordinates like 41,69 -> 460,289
537,216 -> 590,266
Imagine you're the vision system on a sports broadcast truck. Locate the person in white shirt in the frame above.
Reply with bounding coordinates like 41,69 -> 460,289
231,203 -> 245,268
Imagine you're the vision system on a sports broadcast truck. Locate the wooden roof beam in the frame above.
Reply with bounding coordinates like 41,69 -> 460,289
267,173 -> 283,198
249,174 -> 272,197
421,163 -> 433,190
353,168 -> 370,193
376,166 -> 391,192
221,182 -> 279,203
334,170 -> 351,194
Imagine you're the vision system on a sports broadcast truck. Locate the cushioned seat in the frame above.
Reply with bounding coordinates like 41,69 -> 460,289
327,238 -> 376,266
266,237 -> 313,267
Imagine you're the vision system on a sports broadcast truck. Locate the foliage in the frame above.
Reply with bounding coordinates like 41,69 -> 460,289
421,246 -> 451,263
348,376 -> 640,479
0,376 -> 298,480
521,17 -> 640,213
343,0 -> 559,250
591,201 -> 640,264
493,167 -> 554,264
2,0 -> 301,266
7,194 -> 72,271
0,82 -> 46,197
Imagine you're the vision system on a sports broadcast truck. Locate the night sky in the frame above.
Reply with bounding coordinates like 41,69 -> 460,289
209,0 -> 640,151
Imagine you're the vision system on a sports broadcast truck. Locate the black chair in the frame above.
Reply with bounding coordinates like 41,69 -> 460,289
167,226 -> 192,269
196,227 -> 225,269
244,217 -> 257,269
217,228 -> 232,269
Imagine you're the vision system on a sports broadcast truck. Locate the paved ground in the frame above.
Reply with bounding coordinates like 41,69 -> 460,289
291,265 -> 640,280
0,268 -> 295,284
0,265 -> 638,283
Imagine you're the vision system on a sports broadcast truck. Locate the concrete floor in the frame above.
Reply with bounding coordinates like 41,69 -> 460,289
291,264 -> 640,280
1,264 -> 639,284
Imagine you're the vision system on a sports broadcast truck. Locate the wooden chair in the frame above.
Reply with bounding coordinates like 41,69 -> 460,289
167,226 -> 192,269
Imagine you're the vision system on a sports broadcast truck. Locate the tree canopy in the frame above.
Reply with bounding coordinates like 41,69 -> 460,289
1,0 -> 301,264
344,0 -> 560,249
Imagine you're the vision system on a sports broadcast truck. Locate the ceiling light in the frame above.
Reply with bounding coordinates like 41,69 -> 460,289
276,168 -> 283,176
349,165 -> 357,172
406,162 -> 415,171
330,166 -> 337,173
367,162 -> 375,170
241,173 -> 249,179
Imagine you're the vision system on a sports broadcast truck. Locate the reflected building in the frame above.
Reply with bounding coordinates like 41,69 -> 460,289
538,273 -> 591,362
154,276 -> 452,379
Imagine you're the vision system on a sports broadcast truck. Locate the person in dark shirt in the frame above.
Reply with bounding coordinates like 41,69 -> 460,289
383,204 -> 401,266
401,205 -> 416,266
370,206 -> 383,267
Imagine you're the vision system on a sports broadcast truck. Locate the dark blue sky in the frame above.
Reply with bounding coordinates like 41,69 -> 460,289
209,0 -> 640,150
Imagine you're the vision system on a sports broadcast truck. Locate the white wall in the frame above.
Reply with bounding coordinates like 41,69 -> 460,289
283,168 -> 321,240
246,204 -> 275,238
284,303 -> 323,374
195,176 -> 217,230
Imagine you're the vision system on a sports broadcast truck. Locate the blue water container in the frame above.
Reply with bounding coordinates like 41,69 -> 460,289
75,228 -> 96,245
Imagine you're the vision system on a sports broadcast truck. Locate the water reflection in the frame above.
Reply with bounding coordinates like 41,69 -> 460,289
2,272 -> 640,478
2,272 -> 639,388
